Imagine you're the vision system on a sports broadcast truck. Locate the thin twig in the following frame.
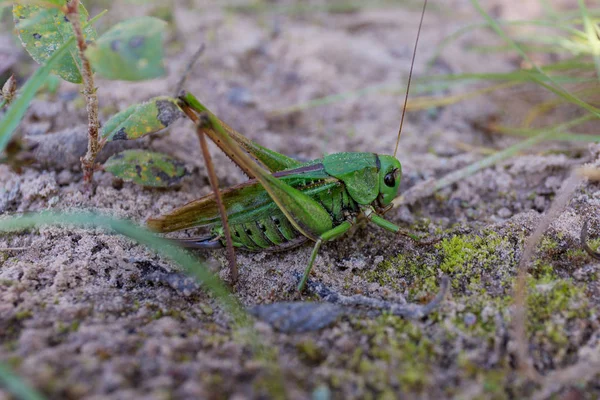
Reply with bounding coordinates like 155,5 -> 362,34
581,220 -> 600,260
0,247 -> 29,252
512,171 -> 582,381
174,43 -> 206,96
67,0 -> 100,189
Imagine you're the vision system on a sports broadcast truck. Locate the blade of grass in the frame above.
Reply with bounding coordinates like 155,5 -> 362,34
269,82 -> 395,116
222,0 -> 433,15
470,0 -> 600,119
0,211 -> 286,393
0,10 -> 106,154
268,69 -> 593,117
0,35 -> 74,153
405,81 -> 517,110
579,0 -> 600,81
521,87 -> 600,128
0,211 -> 246,321
429,114 -> 593,191
494,126 -> 600,142
423,70 -> 596,85
426,19 -> 584,72
0,1 -> 63,8
393,113 -> 594,207
0,362 -> 45,400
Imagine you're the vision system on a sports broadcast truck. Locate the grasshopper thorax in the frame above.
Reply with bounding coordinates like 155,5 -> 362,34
377,155 -> 402,208
321,152 -> 401,208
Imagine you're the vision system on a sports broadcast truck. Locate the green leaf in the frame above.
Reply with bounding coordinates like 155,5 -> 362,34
101,96 -> 182,141
104,150 -> 188,187
13,2 -> 97,83
0,35 -> 75,153
0,362 -> 46,400
85,16 -> 167,81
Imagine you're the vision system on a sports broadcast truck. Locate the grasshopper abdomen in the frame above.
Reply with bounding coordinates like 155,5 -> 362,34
175,170 -> 359,252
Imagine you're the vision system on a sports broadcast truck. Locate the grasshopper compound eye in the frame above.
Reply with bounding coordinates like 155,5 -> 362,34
384,170 -> 397,187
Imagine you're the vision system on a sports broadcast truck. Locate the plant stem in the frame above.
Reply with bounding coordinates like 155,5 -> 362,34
67,0 -> 100,188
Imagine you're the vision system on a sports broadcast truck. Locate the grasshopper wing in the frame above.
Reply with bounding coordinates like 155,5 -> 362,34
147,180 -> 267,233
147,162 -> 336,234
180,92 -> 302,173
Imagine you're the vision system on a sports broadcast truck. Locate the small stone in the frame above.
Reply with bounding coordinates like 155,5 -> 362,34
480,306 -> 495,323
534,195 -> 546,211
367,282 -> 381,293
56,170 -> 73,185
497,207 -> 512,218
253,321 -> 273,335
573,265 -> 598,281
335,335 -> 354,353
312,385 -> 331,400
544,175 -> 562,190
463,312 -> 477,327
228,86 -> 255,107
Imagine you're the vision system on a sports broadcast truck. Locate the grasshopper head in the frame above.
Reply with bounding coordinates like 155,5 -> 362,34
377,155 -> 402,207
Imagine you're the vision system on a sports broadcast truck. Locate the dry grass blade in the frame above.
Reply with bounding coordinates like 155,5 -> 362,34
512,172 -> 582,380
0,361 -> 46,400
393,114 -> 593,207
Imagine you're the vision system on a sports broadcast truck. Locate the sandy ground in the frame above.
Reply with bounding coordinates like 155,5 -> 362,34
1,0 -> 600,399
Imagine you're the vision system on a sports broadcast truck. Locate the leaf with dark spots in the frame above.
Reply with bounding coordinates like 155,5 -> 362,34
104,150 -> 188,188
156,99 -> 183,127
249,302 -> 344,333
129,35 -> 145,48
85,16 -> 167,81
12,3 -> 97,83
112,128 -> 128,141
101,96 -> 183,142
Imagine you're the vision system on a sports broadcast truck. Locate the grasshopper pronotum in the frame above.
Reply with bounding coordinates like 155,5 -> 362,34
148,1 -> 432,292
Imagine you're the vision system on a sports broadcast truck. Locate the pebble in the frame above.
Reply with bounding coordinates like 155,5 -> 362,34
497,207 -> 512,219
463,312 -> 477,327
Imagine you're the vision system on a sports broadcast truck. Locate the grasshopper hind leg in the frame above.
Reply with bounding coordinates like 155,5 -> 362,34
298,221 -> 354,292
177,236 -> 224,249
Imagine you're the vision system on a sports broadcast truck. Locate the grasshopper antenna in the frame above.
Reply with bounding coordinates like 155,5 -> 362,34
174,43 -> 206,96
393,0 -> 428,158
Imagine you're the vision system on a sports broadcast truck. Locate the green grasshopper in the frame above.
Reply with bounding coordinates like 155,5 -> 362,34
148,2 -> 430,292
